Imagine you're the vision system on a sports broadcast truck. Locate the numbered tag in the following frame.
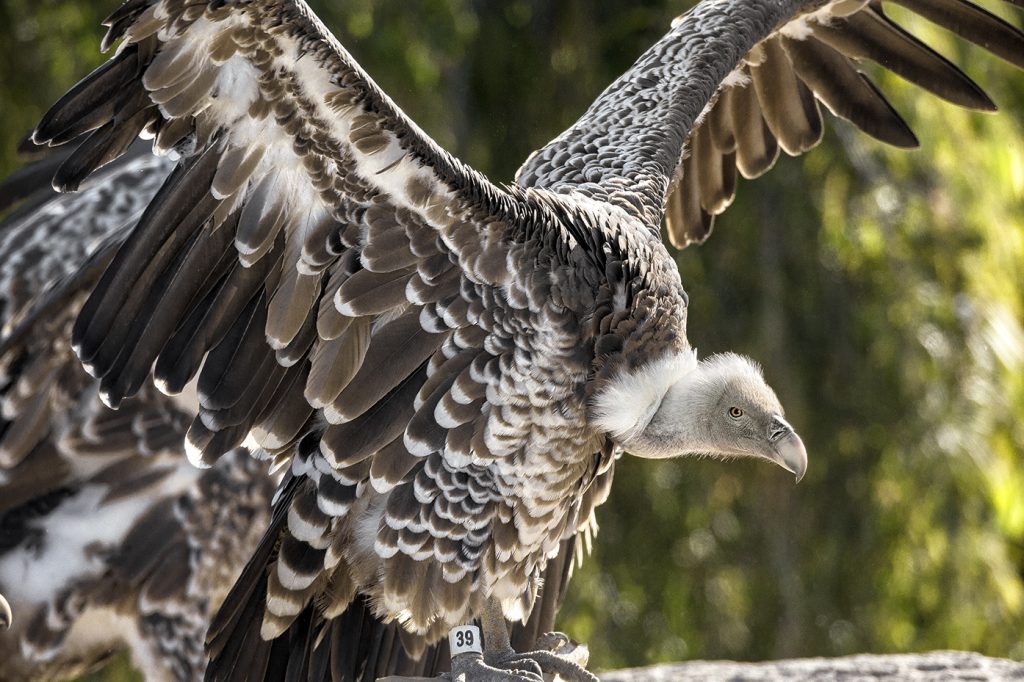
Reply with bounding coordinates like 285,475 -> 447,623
448,624 -> 483,656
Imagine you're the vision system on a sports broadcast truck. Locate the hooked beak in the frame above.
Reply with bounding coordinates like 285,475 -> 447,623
768,416 -> 807,483
0,592 -> 11,629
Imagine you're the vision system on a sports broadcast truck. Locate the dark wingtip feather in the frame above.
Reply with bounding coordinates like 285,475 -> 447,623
784,35 -> 920,149
892,0 -> 1024,71
15,131 -> 46,156
185,417 -> 252,468
100,0 -> 152,55
52,108 -> 154,193
33,47 -> 143,148
855,74 -> 920,148
73,142 -> 222,377
819,8 -> 999,113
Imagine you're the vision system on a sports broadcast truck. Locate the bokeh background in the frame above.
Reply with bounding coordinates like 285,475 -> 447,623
1,0 -> 1022,678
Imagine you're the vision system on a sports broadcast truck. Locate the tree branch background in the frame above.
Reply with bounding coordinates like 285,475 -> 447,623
0,1 -> 1022,678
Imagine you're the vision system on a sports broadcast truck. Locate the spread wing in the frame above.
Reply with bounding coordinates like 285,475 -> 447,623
516,0 -> 1024,247
0,149 -> 274,681
0,142 -> 172,473
31,0 -> 608,674
32,0 -> 560,469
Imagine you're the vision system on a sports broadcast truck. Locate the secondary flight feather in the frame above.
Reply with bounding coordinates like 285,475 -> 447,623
14,0 -> 1024,679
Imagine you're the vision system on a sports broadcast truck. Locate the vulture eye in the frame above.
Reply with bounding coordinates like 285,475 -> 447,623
728,407 -> 744,419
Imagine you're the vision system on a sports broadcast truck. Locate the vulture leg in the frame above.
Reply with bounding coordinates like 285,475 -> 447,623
0,592 -> 10,628
449,598 -> 598,682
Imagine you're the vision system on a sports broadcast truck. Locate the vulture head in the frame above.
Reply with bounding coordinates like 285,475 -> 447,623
593,352 -> 807,481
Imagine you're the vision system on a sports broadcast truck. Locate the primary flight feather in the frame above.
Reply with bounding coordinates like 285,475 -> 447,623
7,0 -> 1022,678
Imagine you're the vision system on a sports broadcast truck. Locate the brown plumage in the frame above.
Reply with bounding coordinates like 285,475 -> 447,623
7,0 -> 1022,679
0,149 -> 276,681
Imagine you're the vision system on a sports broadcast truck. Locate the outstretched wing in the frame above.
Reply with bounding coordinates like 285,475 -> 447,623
32,0 -> 544,464
516,0 -> 1024,246
0,141 -> 172,474
32,0 -> 607,674
0,148 -> 274,681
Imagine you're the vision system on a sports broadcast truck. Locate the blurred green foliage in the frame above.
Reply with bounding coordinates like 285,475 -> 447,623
1,0 -> 1022,677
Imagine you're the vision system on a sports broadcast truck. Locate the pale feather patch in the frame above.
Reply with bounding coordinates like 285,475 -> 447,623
590,350 -> 697,441
778,16 -> 816,40
352,494 -> 389,560
208,54 -> 261,121
184,433 -> 212,469
316,490 -> 353,518
266,589 -> 306,618
373,539 -> 399,560
240,431 -> 262,452
287,504 -> 328,544
276,558 -> 318,592
158,373 -> 200,413
61,608 -> 170,682
502,599 -> 527,624
780,0 -> 867,40
720,68 -> 751,89
691,352 -> 771,400
403,429 -> 436,458
0,469 -> 200,606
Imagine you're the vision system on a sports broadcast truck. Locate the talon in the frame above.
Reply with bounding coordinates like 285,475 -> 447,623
0,592 -> 11,628
535,632 -> 571,651
511,650 -> 598,682
534,632 -> 590,670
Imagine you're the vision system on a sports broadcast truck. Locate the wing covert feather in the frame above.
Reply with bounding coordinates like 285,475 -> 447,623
662,0 -> 1024,247
515,0 -> 1023,248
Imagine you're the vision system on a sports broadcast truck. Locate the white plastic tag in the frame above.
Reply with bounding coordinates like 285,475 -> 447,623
448,624 -> 483,656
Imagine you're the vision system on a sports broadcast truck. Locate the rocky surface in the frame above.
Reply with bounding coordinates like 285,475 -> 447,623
599,651 -> 1024,681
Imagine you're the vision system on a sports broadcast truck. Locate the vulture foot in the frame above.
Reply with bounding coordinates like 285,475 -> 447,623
449,647 -> 597,682
497,649 -> 597,682
447,598 -> 598,681
449,652 -> 545,681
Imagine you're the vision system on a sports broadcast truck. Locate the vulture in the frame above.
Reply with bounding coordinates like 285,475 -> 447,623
0,146 -> 276,680
2,0 -> 1022,679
